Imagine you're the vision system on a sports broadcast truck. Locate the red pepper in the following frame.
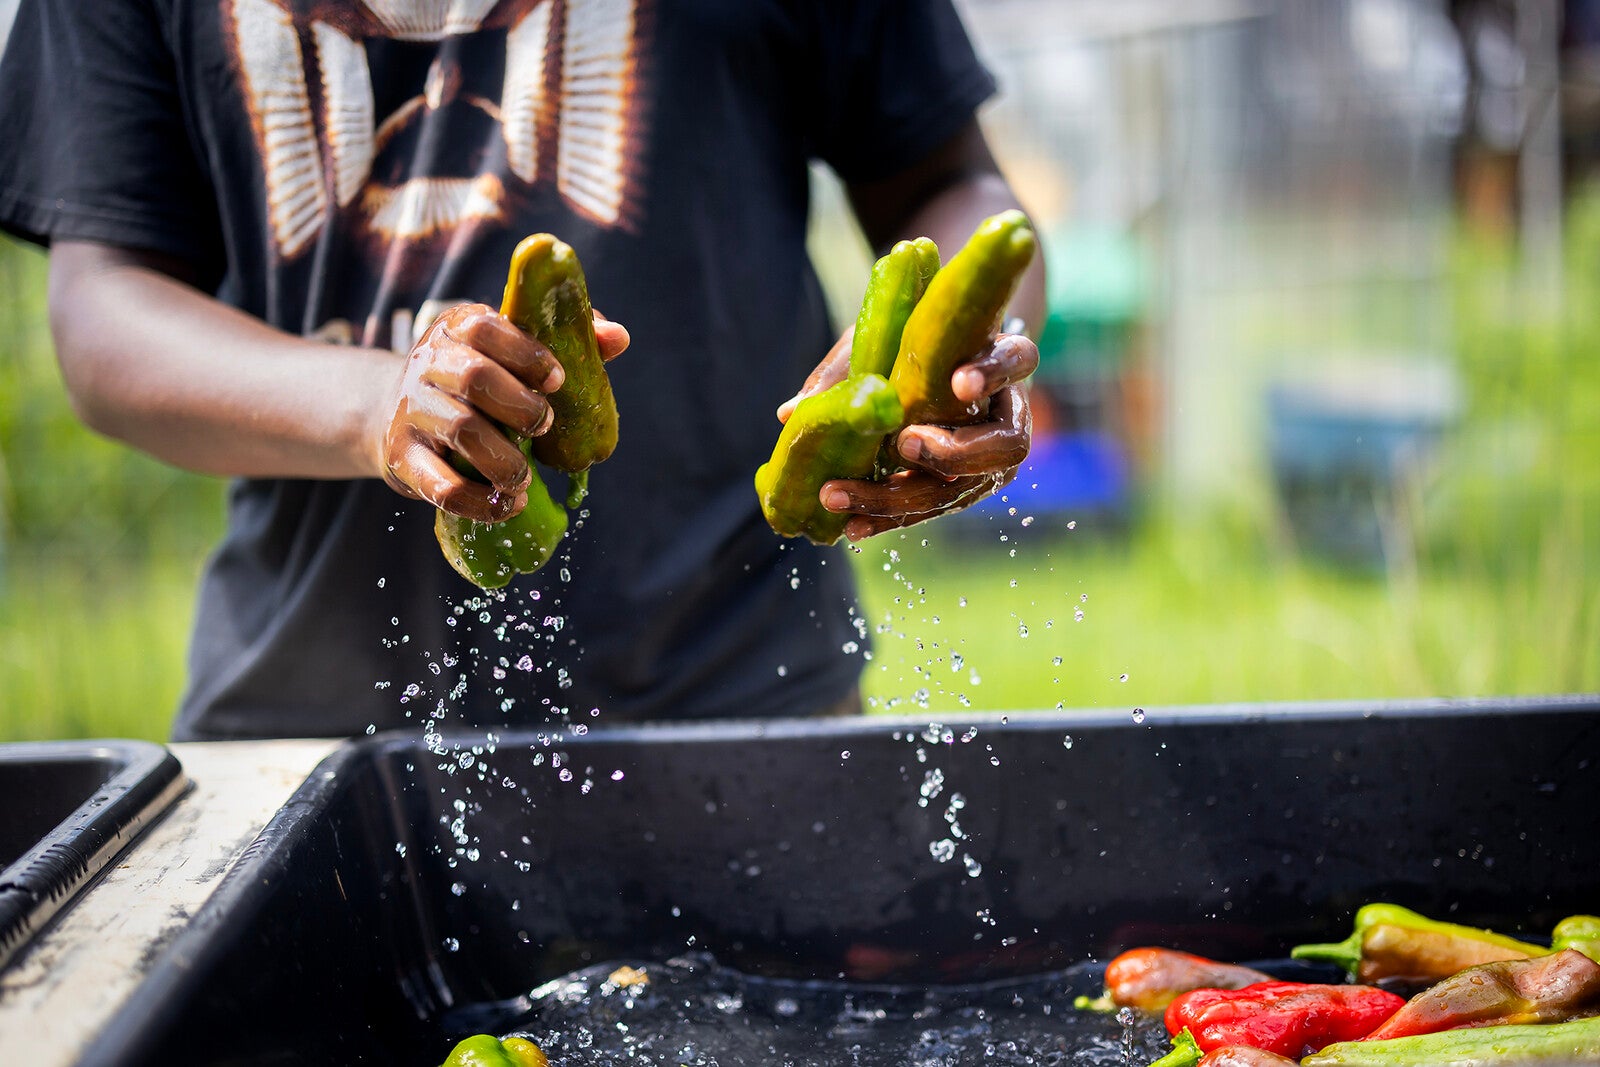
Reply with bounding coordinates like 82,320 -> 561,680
1164,981 -> 1406,1058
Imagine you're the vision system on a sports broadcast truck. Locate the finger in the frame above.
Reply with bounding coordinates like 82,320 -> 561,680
778,329 -> 854,422
450,308 -> 565,392
403,385 -> 533,493
951,333 -> 1040,404
821,468 -> 1001,522
592,311 -> 630,361
419,336 -> 554,440
894,384 -> 1032,478
389,438 -> 529,523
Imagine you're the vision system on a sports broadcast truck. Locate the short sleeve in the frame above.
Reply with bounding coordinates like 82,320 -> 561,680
810,0 -> 998,183
0,0 -> 219,267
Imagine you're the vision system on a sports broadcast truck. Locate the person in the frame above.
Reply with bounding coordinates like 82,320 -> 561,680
0,0 -> 1044,741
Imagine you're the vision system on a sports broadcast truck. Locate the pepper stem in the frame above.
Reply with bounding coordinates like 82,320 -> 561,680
1147,1027 -> 1203,1067
1290,929 -> 1365,977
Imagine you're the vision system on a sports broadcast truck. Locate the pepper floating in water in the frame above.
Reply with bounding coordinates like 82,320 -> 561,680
439,1033 -> 548,1067
1290,903 -> 1545,985
435,234 -> 616,587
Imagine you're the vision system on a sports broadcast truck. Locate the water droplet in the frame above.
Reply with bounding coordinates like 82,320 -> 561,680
1119,673 -> 1129,683
1063,734 -> 1074,749
1021,515 -> 1034,527
1132,708 -> 1146,724
1018,623 -> 1029,637
840,750 -> 851,760
450,881 -> 466,897
515,655 -> 534,671
442,937 -> 460,952
964,855 -> 983,877
929,839 -> 957,862
776,664 -> 788,677
611,769 -> 625,781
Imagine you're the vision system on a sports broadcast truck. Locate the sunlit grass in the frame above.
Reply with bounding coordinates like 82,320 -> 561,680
0,549 -> 206,741
853,513 -> 1599,716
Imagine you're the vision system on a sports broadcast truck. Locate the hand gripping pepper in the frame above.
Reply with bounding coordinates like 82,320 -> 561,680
1163,982 -> 1406,1059
1290,904 -> 1544,985
754,373 -> 904,543
1360,949 -> 1600,1041
435,446 -> 569,589
1301,1014 -> 1600,1066
1076,947 -> 1274,1012
888,209 -> 1036,428
439,1033 -> 549,1067
1554,915 -> 1600,963
500,233 -> 618,504
848,237 -> 941,380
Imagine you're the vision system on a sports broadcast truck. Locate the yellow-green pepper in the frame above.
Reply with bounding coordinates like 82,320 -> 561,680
754,373 -> 903,544
849,237 -> 940,380
439,1033 -> 548,1067
501,233 -> 618,505
888,209 -> 1036,427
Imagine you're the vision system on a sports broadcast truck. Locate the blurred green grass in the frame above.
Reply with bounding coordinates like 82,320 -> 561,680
2,193 -> 1597,741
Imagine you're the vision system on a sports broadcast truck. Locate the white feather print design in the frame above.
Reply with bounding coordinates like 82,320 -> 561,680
557,0 -> 641,227
313,21 -> 375,209
358,0 -> 499,42
230,0 -> 328,257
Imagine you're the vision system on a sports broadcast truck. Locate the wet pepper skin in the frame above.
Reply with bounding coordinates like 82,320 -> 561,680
1164,982 -> 1405,1059
1291,903 -> 1545,985
755,374 -> 903,543
1361,949 -> 1600,1040
753,236 -> 932,545
435,234 -> 615,587
439,1033 -> 549,1067
502,233 -> 618,495
889,209 -> 1036,428
1303,1014 -> 1600,1066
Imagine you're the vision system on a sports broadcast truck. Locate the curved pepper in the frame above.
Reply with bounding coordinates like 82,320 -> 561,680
849,237 -> 940,380
888,209 -> 1036,427
754,374 -> 903,544
1164,981 -> 1406,1059
1077,947 -> 1274,1013
1290,904 -> 1544,984
1302,1014 -> 1600,1066
501,233 -> 618,501
439,1033 -> 549,1067
435,446 -> 569,589
1554,914 -> 1600,963
1361,949 -> 1600,1040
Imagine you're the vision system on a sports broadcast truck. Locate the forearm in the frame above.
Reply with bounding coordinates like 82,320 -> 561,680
891,172 -> 1047,339
48,241 -> 396,480
846,119 -> 1047,339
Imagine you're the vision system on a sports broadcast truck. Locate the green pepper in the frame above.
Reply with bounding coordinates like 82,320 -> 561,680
849,237 -> 940,380
1291,904 -> 1544,984
1554,915 -> 1600,962
754,373 -> 903,544
1301,1014 -> 1600,1065
435,445 -> 569,589
439,1033 -> 549,1067
501,233 -> 618,503
888,209 -> 1035,427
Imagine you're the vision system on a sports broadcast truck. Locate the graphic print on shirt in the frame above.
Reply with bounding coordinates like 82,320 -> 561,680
222,0 -> 651,263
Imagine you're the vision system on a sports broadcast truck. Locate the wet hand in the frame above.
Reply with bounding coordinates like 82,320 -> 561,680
381,303 -> 628,523
820,332 -> 1038,541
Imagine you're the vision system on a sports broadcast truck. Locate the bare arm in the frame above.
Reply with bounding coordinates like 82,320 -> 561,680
47,241 -> 627,523
48,241 -> 399,481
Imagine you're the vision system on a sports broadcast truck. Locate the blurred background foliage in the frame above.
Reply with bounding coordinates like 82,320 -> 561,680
1,0 -> 1597,741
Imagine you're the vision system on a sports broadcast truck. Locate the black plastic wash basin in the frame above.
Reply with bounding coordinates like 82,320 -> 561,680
91,696 -> 1598,1065
0,740 -> 187,969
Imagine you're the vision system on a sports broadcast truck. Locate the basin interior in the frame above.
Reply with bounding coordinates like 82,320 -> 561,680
96,700 -> 1599,1066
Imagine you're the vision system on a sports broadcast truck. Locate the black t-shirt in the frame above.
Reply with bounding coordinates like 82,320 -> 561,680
0,0 -> 995,740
